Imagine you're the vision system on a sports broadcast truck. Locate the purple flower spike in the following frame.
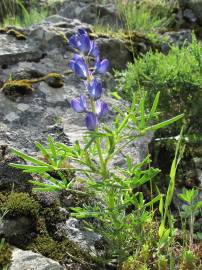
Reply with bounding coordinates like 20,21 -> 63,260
85,112 -> 98,131
96,100 -> 109,117
71,95 -> 86,113
95,58 -> 109,74
88,78 -> 102,100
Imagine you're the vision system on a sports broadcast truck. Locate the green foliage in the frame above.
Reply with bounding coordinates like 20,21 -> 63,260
117,0 -> 176,34
178,188 -> 202,247
11,93 -> 183,266
180,250 -> 197,270
0,238 -> 12,270
116,35 -> 202,134
11,135 -> 76,192
0,0 -> 49,27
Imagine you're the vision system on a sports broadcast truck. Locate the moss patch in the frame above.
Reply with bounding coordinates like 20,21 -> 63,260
0,239 -> 12,269
1,72 -> 64,98
1,80 -> 34,97
1,192 -> 40,219
7,29 -> 26,40
45,73 -> 64,88
27,235 -> 95,269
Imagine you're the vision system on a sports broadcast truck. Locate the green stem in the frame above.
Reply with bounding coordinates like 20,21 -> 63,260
90,98 -> 108,178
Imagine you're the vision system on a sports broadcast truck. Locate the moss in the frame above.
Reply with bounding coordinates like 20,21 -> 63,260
6,29 -> 26,40
0,27 -> 7,34
0,239 -> 12,269
2,192 -> 40,219
45,73 -> 64,88
41,206 -> 67,234
1,80 -> 33,97
1,72 -> 64,98
27,235 -> 94,269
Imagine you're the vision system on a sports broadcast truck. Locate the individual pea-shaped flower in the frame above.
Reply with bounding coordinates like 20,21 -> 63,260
85,112 -> 98,131
95,100 -> 109,118
71,95 -> 86,113
69,28 -> 91,54
88,78 -> 102,100
89,40 -> 99,57
94,56 -> 109,74
69,54 -> 89,78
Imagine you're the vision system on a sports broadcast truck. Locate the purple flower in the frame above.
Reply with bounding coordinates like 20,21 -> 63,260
88,78 -> 102,100
95,100 -> 109,117
69,29 -> 91,54
69,55 -> 89,78
71,95 -> 86,113
89,41 -> 99,57
94,57 -> 109,74
85,112 -> 98,131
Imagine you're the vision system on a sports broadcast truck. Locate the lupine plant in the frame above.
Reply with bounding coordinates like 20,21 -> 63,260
11,29 -> 184,267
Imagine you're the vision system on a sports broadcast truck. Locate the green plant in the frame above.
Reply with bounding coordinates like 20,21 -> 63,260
115,35 -> 202,135
116,0 -> 176,34
0,0 -> 49,27
178,188 -> 202,248
10,29 -> 184,268
180,250 -> 197,270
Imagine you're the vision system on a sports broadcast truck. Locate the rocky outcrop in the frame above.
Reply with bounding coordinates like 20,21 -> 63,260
9,248 -> 64,270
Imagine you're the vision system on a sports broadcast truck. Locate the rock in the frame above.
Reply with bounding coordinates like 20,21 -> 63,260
96,37 -> 132,70
0,217 -> 36,247
0,33 -> 42,66
0,144 -> 32,192
56,218 -> 104,257
183,9 -> 197,23
58,0 -> 123,27
162,29 -> 192,46
179,0 -> 202,26
9,247 -> 64,270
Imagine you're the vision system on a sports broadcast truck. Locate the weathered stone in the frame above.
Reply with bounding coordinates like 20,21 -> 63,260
0,34 -> 42,66
162,29 -> 192,46
58,0 -> 123,27
0,217 -> 36,247
56,218 -> 104,257
9,247 -> 64,270
96,37 -> 132,70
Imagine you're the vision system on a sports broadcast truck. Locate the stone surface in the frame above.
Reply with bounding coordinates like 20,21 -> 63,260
56,218 -> 104,257
9,247 -> 64,270
58,0 -> 123,26
0,217 -> 36,247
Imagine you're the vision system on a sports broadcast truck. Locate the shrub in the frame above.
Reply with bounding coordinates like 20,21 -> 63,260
115,35 -> 202,135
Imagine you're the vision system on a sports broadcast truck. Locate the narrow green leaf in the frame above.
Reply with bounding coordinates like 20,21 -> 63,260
145,114 -> 184,131
11,148 -> 49,166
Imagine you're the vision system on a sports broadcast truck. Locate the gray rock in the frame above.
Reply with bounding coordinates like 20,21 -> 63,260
183,9 -> 197,23
9,247 -> 64,270
0,144 -> 32,192
162,29 -> 192,46
179,0 -> 202,25
58,0 -> 123,27
0,217 -> 35,247
0,34 -> 42,66
96,37 -> 132,70
56,218 -> 104,257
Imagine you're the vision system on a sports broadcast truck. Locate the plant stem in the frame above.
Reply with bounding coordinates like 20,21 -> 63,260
90,98 -> 108,178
